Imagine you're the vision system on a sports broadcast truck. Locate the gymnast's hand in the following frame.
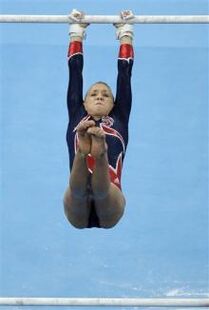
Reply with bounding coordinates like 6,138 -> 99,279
76,120 -> 95,156
87,126 -> 108,158
113,10 -> 134,41
68,9 -> 89,40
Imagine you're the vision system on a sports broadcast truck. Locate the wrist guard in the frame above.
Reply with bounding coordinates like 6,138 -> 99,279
116,24 -> 134,40
69,24 -> 87,39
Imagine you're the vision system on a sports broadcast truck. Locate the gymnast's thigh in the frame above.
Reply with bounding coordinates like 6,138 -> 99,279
94,183 -> 126,228
63,188 -> 90,229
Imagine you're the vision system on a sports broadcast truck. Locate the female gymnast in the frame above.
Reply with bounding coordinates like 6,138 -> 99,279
64,10 -> 134,229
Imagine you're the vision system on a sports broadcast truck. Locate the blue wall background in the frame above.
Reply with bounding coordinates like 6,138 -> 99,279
0,0 -> 208,309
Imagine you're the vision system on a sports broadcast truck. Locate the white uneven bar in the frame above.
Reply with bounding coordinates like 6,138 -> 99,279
0,15 -> 209,24
0,297 -> 209,307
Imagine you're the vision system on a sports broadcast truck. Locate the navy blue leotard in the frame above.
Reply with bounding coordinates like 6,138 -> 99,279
66,41 -> 134,227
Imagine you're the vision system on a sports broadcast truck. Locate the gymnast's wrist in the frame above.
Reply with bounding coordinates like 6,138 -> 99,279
69,24 -> 87,40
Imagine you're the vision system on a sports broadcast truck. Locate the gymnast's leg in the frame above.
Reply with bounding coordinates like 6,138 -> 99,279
63,120 -> 95,228
87,127 -> 126,228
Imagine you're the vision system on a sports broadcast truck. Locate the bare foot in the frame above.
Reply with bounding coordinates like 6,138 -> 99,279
87,126 -> 108,158
77,120 -> 95,155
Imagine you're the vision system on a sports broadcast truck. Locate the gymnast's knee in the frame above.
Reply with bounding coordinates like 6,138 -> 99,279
64,186 -> 87,203
92,185 -> 111,200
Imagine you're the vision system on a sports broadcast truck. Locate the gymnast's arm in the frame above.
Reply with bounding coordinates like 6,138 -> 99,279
67,35 -> 84,119
114,34 -> 134,122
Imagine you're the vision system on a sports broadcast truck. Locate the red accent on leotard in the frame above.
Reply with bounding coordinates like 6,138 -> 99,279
68,41 -> 83,57
86,154 -> 122,190
119,44 -> 134,59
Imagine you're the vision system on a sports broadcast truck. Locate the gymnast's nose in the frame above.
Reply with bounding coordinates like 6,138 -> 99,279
96,94 -> 104,101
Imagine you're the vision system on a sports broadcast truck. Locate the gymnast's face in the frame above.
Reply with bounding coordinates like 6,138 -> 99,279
84,83 -> 114,119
